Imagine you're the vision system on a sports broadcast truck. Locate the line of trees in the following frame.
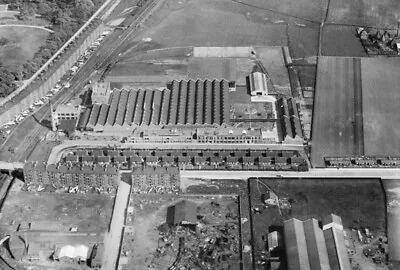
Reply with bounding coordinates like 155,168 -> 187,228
0,0 -> 105,97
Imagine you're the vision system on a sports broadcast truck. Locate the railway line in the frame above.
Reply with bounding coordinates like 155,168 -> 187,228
0,0 -> 162,163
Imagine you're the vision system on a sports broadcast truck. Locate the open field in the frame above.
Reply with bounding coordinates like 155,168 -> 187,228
249,178 -> 386,268
0,192 -> 114,236
127,194 -> 240,269
361,58 -> 400,157
134,0 -> 288,48
326,0 -> 400,28
0,26 -> 49,70
322,25 -> 367,57
311,57 -> 362,167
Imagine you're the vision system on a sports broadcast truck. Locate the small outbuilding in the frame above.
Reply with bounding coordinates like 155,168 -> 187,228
166,200 -> 197,228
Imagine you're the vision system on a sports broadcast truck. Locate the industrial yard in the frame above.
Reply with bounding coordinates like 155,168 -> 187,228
126,194 -> 240,269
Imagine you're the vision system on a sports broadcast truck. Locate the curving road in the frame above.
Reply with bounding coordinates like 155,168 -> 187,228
0,24 -> 54,33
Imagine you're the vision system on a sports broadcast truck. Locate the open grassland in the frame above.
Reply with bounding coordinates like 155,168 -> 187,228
0,192 -> 114,236
326,0 -> 400,28
361,58 -> 400,157
134,0 -> 288,48
311,57 -> 362,167
322,25 -> 367,57
0,26 -> 48,70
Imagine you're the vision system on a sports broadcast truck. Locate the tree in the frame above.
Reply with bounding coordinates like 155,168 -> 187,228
16,3 -> 36,20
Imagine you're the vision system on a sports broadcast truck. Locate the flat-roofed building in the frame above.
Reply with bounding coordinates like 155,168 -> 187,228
92,82 -> 111,104
51,104 -> 80,132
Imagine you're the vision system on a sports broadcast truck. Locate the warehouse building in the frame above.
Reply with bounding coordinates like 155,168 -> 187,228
196,127 -> 263,143
166,200 -> 197,227
248,71 -> 276,103
284,215 -> 350,270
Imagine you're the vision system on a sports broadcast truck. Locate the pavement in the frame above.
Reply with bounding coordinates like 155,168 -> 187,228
102,180 -> 130,270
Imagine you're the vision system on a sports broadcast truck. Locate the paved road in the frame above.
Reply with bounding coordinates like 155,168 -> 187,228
102,180 -> 130,270
181,168 -> 400,180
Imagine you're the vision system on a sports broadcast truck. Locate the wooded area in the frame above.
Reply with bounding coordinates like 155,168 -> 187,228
0,0 -> 105,97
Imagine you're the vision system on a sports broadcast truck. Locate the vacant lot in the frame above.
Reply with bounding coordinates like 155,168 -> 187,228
0,26 -> 48,71
311,57 -> 362,167
249,178 -> 386,267
128,194 -> 240,269
0,192 -> 115,236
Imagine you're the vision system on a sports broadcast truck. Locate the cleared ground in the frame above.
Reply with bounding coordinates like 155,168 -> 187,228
0,192 -> 114,236
128,194 -> 240,269
361,58 -> 400,157
311,57 -> 363,167
0,26 -> 49,70
249,178 -> 386,268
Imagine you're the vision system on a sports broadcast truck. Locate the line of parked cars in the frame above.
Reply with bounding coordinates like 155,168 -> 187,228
0,29 -> 113,135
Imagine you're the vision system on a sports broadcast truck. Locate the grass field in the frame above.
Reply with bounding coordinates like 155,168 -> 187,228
0,192 -> 114,236
322,25 -> 367,57
0,26 -> 49,71
326,0 -> 400,28
135,0 -> 288,48
361,58 -> 400,157
311,57 -> 363,167
249,178 -> 386,267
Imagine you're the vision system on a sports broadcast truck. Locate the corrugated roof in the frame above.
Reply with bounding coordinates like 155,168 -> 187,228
178,80 -> 188,125
168,80 -> 180,125
87,104 -> 101,127
186,80 -> 196,124
212,80 -> 221,125
195,80 -> 204,124
77,107 -> 92,130
151,90 -> 163,125
204,79 -> 212,125
284,218 -> 311,270
323,228 -> 351,270
221,80 -> 230,124
303,219 -> 331,270
106,89 -> 121,126
133,89 -> 145,125
124,89 -> 138,126
97,104 -> 110,126
159,89 -> 171,125
142,90 -> 153,126
115,89 -> 129,126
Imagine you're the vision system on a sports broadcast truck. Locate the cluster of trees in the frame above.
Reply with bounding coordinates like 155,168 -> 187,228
0,0 -> 105,97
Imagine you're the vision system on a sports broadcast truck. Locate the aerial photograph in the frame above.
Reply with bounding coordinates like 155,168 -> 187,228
0,0 -> 399,269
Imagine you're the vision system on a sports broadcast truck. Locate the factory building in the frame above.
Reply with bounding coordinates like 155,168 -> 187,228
248,71 -> 276,103
284,215 -> 350,270
79,79 -> 230,130
51,104 -> 80,132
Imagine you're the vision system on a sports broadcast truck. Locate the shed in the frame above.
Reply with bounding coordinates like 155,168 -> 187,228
166,200 -> 197,227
